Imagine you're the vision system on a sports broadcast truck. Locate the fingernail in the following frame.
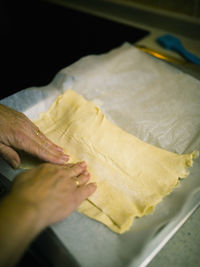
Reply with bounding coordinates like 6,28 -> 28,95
80,161 -> 86,168
84,171 -> 89,176
56,146 -> 64,152
59,156 -> 69,164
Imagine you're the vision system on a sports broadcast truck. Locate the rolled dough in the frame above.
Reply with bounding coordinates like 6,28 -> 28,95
26,89 -> 198,233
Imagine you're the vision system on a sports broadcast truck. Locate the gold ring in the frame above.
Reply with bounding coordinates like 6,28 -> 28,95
36,129 -> 40,136
74,178 -> 80,188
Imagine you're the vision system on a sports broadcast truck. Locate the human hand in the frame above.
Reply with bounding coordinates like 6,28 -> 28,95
9,162 -> 97,229
0,104 -> 69,169
0,162 -> 96,267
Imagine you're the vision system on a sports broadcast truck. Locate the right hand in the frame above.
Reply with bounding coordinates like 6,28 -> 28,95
0,104 -> 69,169
8,162 -> 97,230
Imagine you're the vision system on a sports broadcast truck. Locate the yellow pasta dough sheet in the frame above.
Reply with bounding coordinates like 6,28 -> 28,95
26,89 -> 198,234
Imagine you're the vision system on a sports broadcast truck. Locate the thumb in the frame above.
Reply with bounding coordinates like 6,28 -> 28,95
0,143 -> 21,169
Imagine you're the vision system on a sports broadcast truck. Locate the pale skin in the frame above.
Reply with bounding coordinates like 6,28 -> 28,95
0,104 -> 97,267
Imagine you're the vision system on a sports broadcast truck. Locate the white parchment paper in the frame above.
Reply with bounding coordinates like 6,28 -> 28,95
1,43 -> 200,267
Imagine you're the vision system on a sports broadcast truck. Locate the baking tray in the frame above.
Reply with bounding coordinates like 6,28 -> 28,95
0,43 -> 200,267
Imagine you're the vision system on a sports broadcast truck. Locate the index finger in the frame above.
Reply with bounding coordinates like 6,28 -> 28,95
15,127 -> 69,165
30,140 -> 70,165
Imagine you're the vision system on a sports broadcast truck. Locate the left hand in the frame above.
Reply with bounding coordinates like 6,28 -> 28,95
0,162 -> 96,267
0,104 -> 69,168
9,162 -> 96,228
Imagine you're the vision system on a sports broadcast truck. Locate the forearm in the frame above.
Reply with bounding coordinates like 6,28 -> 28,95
0,195 -> 43,267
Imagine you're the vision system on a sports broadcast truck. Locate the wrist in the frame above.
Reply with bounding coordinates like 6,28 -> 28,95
0,193 -> 45,236
0,193 -> 45,267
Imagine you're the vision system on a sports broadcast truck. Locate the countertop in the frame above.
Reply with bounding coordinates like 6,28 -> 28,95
136,34 -> 200,267
149,206 -> 200,267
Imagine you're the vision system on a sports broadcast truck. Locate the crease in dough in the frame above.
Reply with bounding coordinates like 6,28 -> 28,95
22,89 -> 198,234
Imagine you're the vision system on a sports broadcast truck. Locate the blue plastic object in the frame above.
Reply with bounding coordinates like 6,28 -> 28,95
157,34 -> 200,66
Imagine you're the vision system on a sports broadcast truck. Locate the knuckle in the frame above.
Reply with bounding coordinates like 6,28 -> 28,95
82,175 -> 89,184
14,131 -> 26,147
36,143 -> 51,158
13,114 -> 27,128
70,165 -> 81,176
38,144 -> 46,154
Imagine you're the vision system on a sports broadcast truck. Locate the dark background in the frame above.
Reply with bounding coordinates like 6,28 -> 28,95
1,0 -> 148,99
